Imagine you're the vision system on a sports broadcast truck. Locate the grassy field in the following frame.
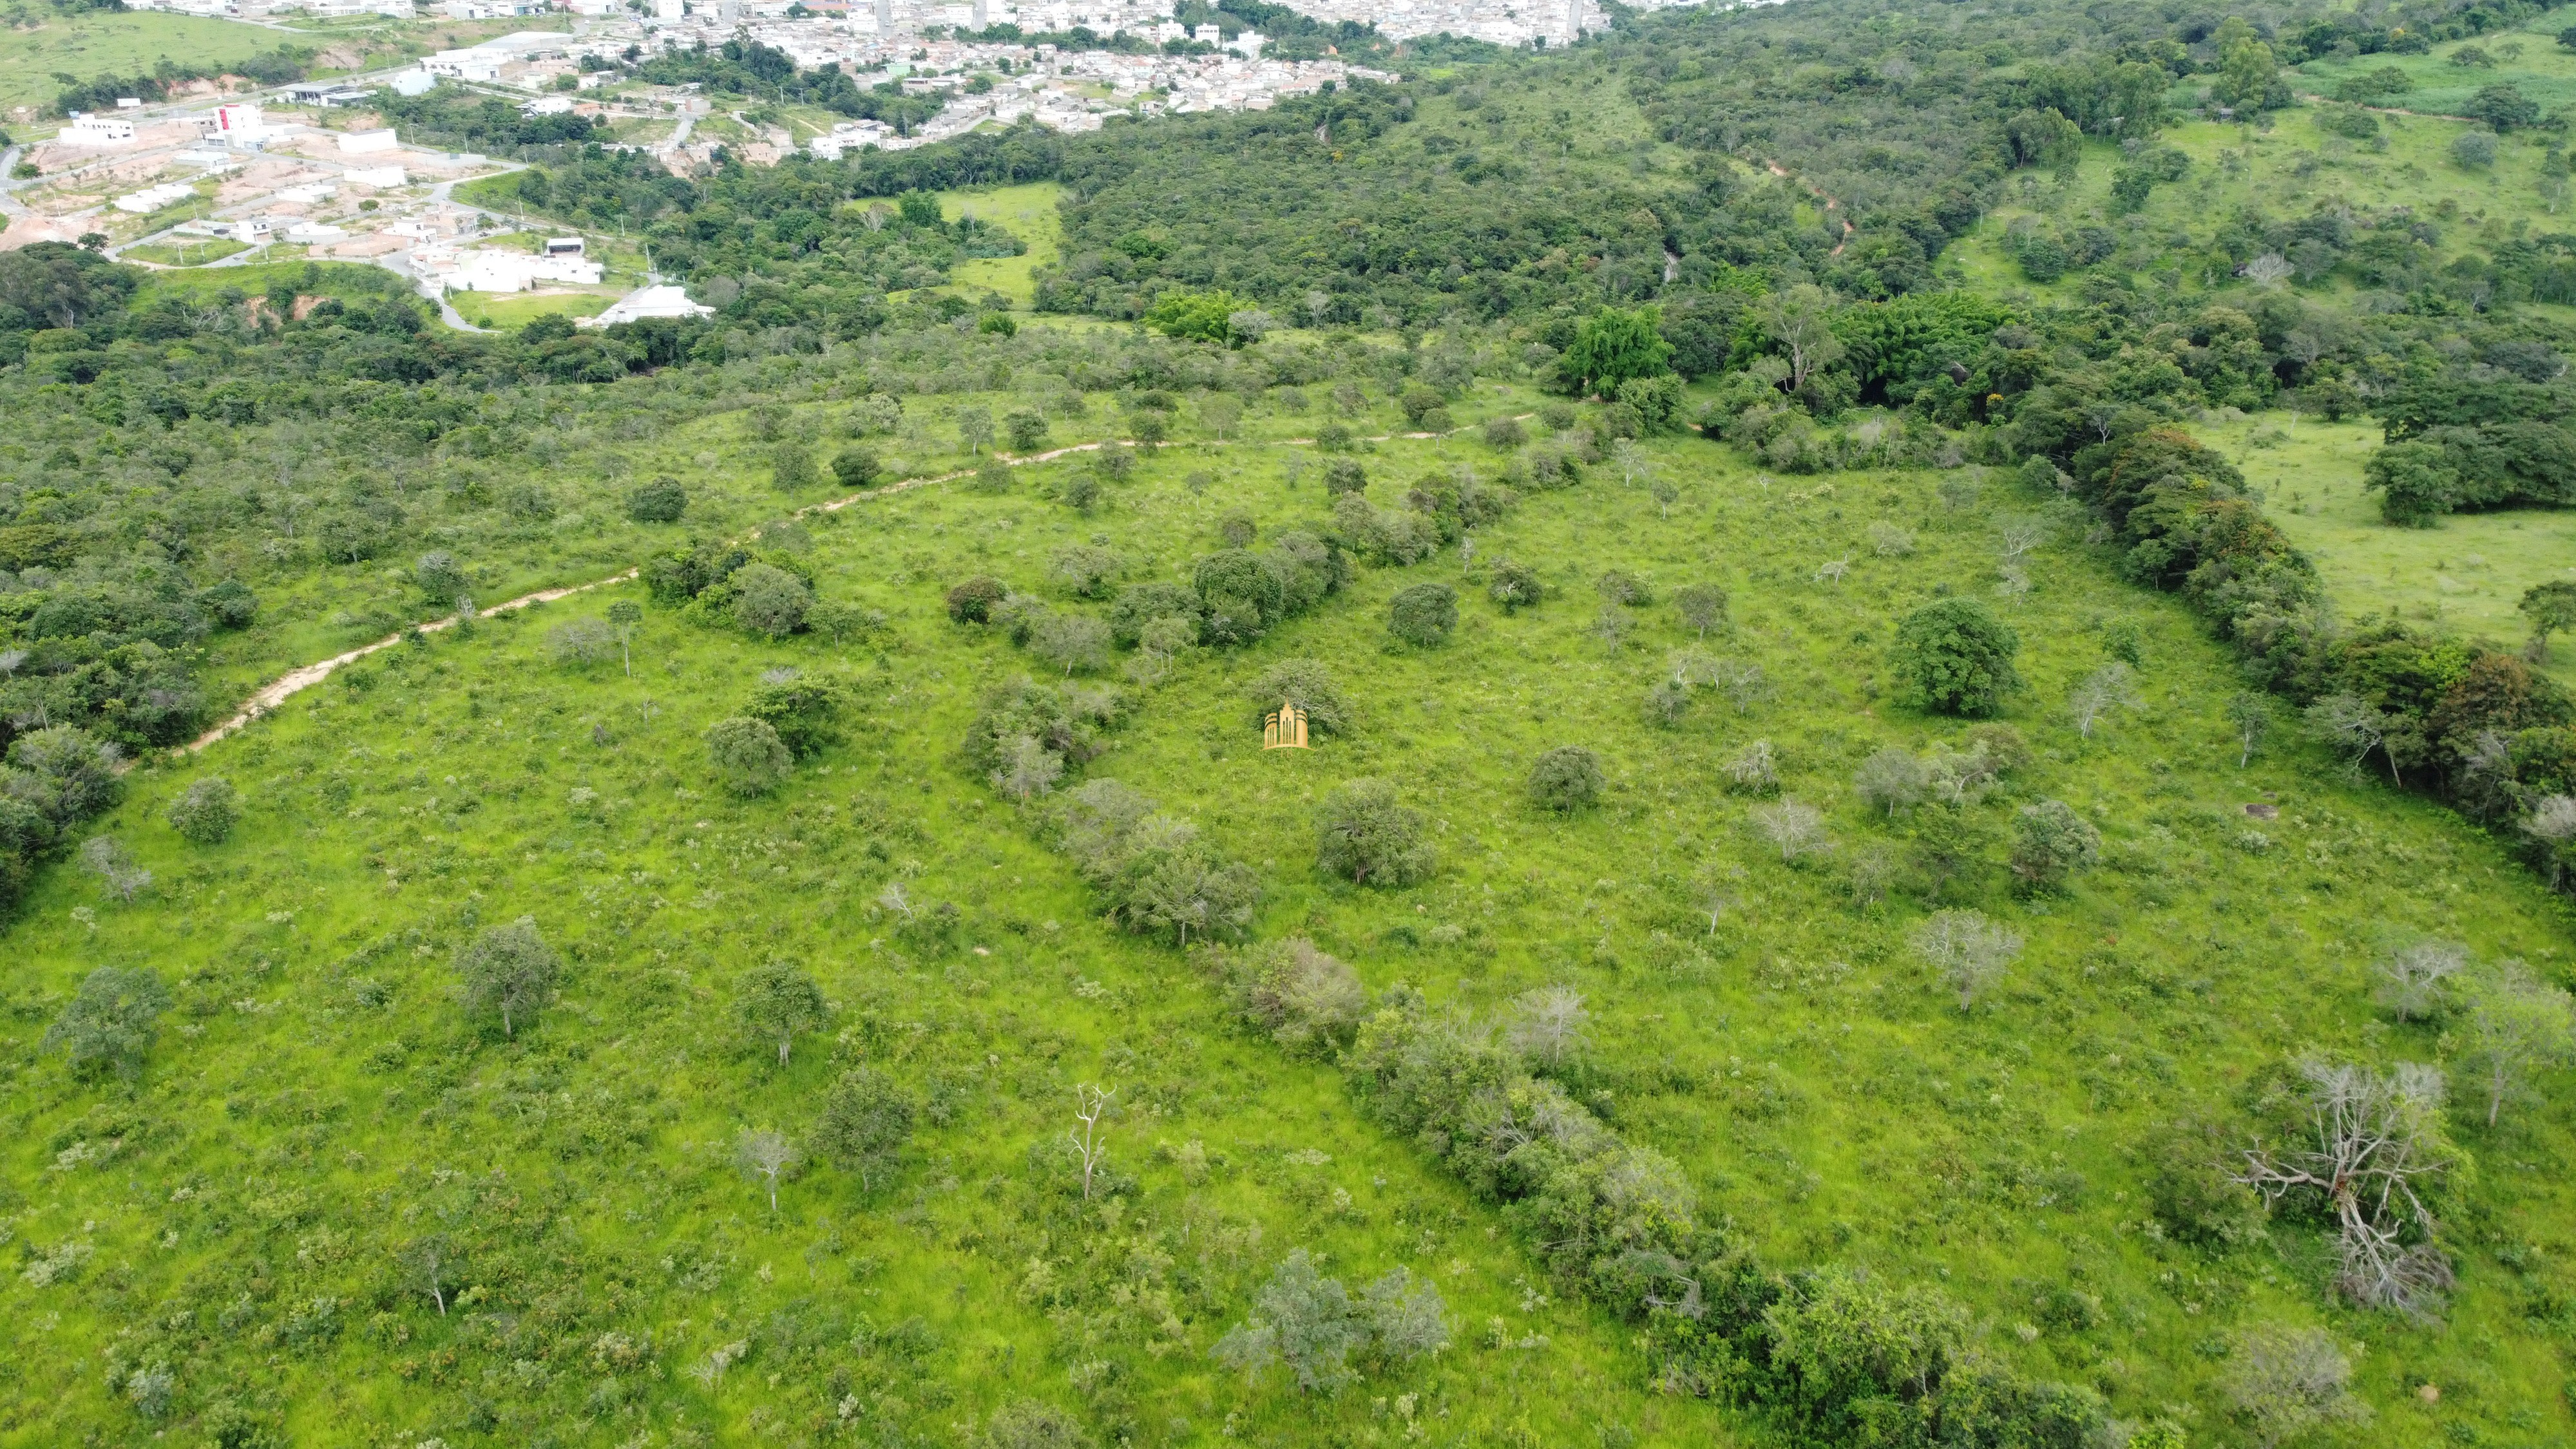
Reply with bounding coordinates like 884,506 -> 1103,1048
2187,412 -> 2576,690
6,342 -> 2576,1443
2293,27 -> 2576,120
119,236 -> 251,267
0,10 -> 285,117
939,180 -> 1067,307
448,289 -> 616,330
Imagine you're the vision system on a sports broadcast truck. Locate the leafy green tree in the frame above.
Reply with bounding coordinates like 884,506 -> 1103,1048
737,958 -> 827,1066
2451,130 -> 2499,169
1315,777 -> 1436,886
2213,34 -> 2278,112
1892,599 -> 2021,717
2465,83 -> 2541,132
2228,691 -> 2271,766
1489,559 -> 1543,613
1560,305 -> 1673,396
415,551 -> 468,603
43,965 -> 169,1081
730,562 -> 812,637
2519,580 -> 2576,661
1212,1249 -> 1369,1394
948,575 -> 1007,623
814,1066 -> 916,1192
1756,285 -> 1845,392
1322,457 -> 1367,495
830,447 -> 883,489
2224,1324 -> 2368,1448
455,916 -> 560,1039
707,715 -> 793,797
957,405 -> 995,455
771,440 -> 818,491
1388,582 -> 1457,645
747,674 -> 844,757
626,476 -> 687,522
2008,799 -> 2101,893
1004,410 -> 1049,452
2362,441 -> 2457,526
2463,963 -> 2576,1126
166,777 -> 238,844
1145,288 -> 1252,345
1250,658 -> 1350,735
1529,745 -> 1605,812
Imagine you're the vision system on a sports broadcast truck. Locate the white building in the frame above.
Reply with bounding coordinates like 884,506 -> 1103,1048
207,104 -> 266,146
347,165 -> 409,187
62,116 -> 138,146
338,129 -> 400,154
114,182 -> 198,213
578,284 -> 714,327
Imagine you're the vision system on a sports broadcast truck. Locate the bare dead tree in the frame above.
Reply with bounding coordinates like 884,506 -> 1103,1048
2068,663 -> 2142,740
1506,986 -> 1590,1066
736,1128 -> 798,1215
2233,1060 -> 2456,1316
1749,799 -> 1830,864
2373,942 -> 2465,1023
1911,908 -> 2022,1010
1067,1083 -> 1116,1200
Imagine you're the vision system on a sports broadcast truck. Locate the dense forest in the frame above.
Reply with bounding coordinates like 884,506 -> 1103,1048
6,0 -> 2576,1445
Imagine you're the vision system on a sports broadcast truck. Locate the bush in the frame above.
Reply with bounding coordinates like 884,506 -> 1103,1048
1529,745 -> 1604,811
978,1399 -> 1095,1449
547,616 -> 617,667
1109,581 -> 1201,646
830,447 -> 883,489
707,715 -> 794,797
1489,559 -> 1543,612
625,476 -> 687,522
2361,440 -> 2457,527
43,965 -> 169,1081
2146,1128 -> 2268,1249
1315,777 -> 1436,886
745,676 -> 844,757
2008,799 -> 2101,891
1208,936 -> 1366,1054
1323,457 -> 1368,495
1893,598 -> 2021,717
166,777 -> 238,844
415,551 -> 467,603
1388,582 -> 1458,645
948,575 -> 1007,623
1250,658 -> 1351,735
730,563 -> 812,638
1482,415 -> 1527,448
772,440 -> 817,490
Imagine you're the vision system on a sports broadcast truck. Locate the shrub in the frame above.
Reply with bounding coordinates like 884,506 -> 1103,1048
1109,581 -> 1201,646
730,563 -> 812,638
1595,570 -> 1654,607
1049,545 -> 1122,600
978,1400 -> 1094,1449
1315,778 -> 1436,886
1250,658 -> 1351,735
2145,1128 -> 2268,1249
745,676 -> 844,757
1489,559 -> 1543,612
1194,547 -> 1287,645
43,965 -> 169,1081
1004,410 -> 1049,452
1388,582 -> 1458,645
415,551 -> 468,603
2361,440 -> 2456,527
1529,745 -> 1605,811
2450,129 -> 2499,168
772,440 -> 818,490
1893,598 -> 2021,717
201,578 -> 259,629
2008,799 -> 2100,891
547,616 -> 618,667
625,476 -> 687,522
830,447 -> 883,489
1323,457 -> 1368,495
707,715 -> 794,797
1208,936 -> 1366,1054
166,777 -> 238,844
948,575 -> 1007,623
1482,415 -> 1527,448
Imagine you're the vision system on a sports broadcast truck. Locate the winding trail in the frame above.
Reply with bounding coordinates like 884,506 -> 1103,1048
178,414 -> 1527,757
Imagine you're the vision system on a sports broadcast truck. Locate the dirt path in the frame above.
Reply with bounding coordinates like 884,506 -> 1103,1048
177,414 -> 1531,757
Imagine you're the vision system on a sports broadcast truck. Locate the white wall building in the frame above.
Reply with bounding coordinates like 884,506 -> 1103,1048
62,117 -> 138,146
339,129 -> 400,154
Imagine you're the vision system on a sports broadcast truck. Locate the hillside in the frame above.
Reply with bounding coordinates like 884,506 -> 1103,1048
6,1 -> 2576,1446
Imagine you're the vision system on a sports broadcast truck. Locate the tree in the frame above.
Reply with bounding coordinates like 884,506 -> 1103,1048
548,616 -> 617,667
80,837 -> 150,903
2068,662 -> 2141,739
771,440 -> 817,491
815,1066 -> 916,1193
1361,1266 -> 1451,1360
2374,942 -> 2465,1023
1251,658 -> 1351,736
2462,964 -> 2576,1127
1489,559 -> 1543,613
1315,777 -> 1436,886
2520,580 -> 2576,662
2450,129 -> 2499,169
1066,1083 -> 1115,1200
2228,691 -> 2271,766
1199,394 -> 1244,440
401,1233 -> 457,1316
1892,599 -> 2021,717
1507,985 -> 1589,1066
1031,613 -> 1111,676
2233,1059 -> 2456,1312
1756,285 -> 1846,392
1674,583 -> 1728,639
1912,908 -> 2022,1009
2214,35 -> 2278,113
991,734 -> 1067,800
830,447 -> 883,489
956,404 -> 995,455
730,563 -> 812,638
166,777 -> 238,844
606,600 -> 642,676
43,965 -> 168,1081
1322,457 -> 1367,495
415,550 -> 468,603
2464,83 -> 2541,132
707,715 -> 793,797
627,476 -> 687,522
455,916 -> 560,1039
1388,582 -> 1457,646
1853,746 -> 1928,817
1004,409 -> 1049,452
747,675 -> 845,757
948,575 -> 1007,623
1211,1249 -> 1370,1394
1723,738 -> 1778,793
11,724 -> 122,824
1750,799 -> 1831,863
1560,305 -> 1672,395
736,1128 -> 798,1214
2305,694 -> 2397,784
2224,1324 -> 2370,1448
738,958 -> 826,1066
1528,745 -> 1604,811
2009,800 -> 2100,893
2526,795 -> 2576,889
